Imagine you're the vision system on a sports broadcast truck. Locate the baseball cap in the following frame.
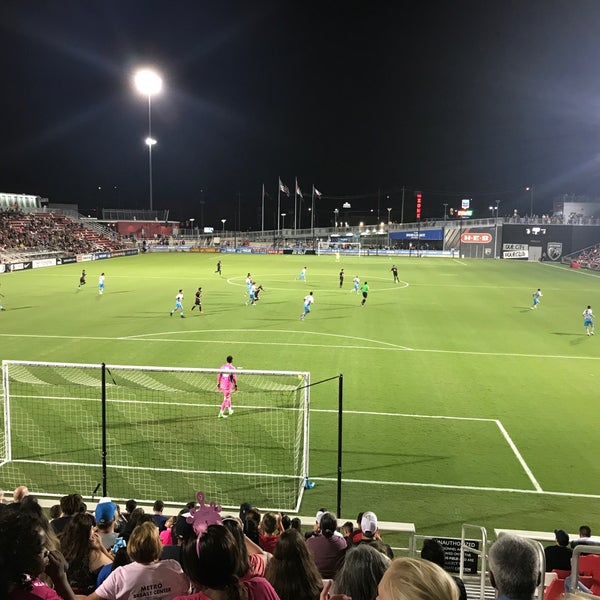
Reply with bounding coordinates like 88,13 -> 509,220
555,529 -> 569,546
361,511 -> 378,535
316,509 -> 328,526
95,499 -> 117,525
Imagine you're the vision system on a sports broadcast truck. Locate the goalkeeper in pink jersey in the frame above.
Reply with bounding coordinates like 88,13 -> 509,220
217,355 -> 237,418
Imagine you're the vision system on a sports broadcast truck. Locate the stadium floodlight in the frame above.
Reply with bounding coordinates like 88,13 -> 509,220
134,68 -> 162,212
221,219 -> 226,235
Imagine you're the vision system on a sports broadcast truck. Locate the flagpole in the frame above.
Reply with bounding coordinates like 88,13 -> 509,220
311,186 -> 315,243
277,178 -> 281,236
261,183 -> 265,237
294,177 -> 298,231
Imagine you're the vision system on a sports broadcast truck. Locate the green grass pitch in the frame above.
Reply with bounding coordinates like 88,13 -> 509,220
2,252 -> 600,537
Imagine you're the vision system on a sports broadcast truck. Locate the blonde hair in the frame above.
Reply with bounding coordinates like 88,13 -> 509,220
378,557 -> 458,600
127,521 -> 162,564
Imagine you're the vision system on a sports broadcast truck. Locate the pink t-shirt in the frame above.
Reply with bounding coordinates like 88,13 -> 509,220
9,579 -> 63,600
95,560 -> 190,600
217,363 -> 237,391
173,576 -> 279,600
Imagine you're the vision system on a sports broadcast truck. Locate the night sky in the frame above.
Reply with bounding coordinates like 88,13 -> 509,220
2,0 -> 600,229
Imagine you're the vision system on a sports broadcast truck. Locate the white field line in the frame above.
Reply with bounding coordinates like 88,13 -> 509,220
4,331 -> 600,361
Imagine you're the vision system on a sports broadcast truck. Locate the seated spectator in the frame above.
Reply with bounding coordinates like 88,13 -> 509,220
95,499 -> 118,551
243,507 -> 262,546
488,534 -> 540,600
60,512 -> 113,594
265,528 -> 323,600
160,516 -> 177,546
357,511 -> 393,559
376,557 -> 458,600
176,524 -> 279,600
222,515 -> 271,577
123,499 -> 137,522
341,521 -> 354,543
570,525 -> 600,548
81,521 -> 190,600
153,500 -> 168,532
420,539 -> 467,600
1,504 -> 77,600
291,517 -> 302,533
49,505 -> 61,521
13,485 -> 30,504
259,512 -> 283,553
544,529 -> 572,572
160,512 -> 196,564
306,511 -> 347,578
119,507 -> 153,541
331,543 -> 390,600
52,493 -> 85,536
351,512 -> 364,544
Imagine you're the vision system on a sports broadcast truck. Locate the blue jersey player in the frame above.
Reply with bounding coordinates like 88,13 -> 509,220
530,288 -> 542,309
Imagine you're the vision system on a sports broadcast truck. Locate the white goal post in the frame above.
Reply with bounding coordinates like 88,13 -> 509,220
317,240 -> 362,256
1,360 -> 310,512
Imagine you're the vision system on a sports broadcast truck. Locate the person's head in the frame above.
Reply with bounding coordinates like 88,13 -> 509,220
0,505 -> 49,597
421,539 -> 446,568
580,525 -> 592,538
333,543 -> 390,600
554,529 -> 569,547
127,521 -> 162,564
226,355 -> 233,364
281,514 -> 291,530
95,499 -> 117,531
60,512 -> 96,564
222,516 -> 250,577
361,511 -> 379,539
342,521 -> 354,538
49,504 -> 61,520
376,557 -> 458,600
243,508 -> 261,545
59,493 -> 84,516
182,525 -> 240,591
488,534 -> 539,600
319,512 -> 338,539
291,517 -> 302,532
125,499 -> 137,514
153,500 -> 164,514
13,485 -> 29,503
239,502 -> 252,521
261,511 -> 278,535
265,528 -> 323,599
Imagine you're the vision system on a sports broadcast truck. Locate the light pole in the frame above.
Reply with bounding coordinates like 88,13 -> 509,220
134,68 -> 162,212
221,219 -> 226,237
489,201 -> 500,258
189,218 -> 195,238
334,208 -> 339,229
387,207 -> 392,224
443,203 -> 448,221
281,213 -> 287,230
526,186 -> 533,218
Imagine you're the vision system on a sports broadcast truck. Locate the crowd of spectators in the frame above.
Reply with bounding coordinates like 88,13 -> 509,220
0,210 -> 125,256
2,486 -> 600,600
574,244 -> 600,270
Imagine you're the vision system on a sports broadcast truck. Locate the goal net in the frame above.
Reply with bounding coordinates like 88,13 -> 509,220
1,360 -> 310,512
317,240 -> 362,256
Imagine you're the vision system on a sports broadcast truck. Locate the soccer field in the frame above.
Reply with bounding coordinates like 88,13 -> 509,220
2,252 -> 600,537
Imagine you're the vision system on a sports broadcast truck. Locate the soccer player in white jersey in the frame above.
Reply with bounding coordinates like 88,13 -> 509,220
300,291 -> 314,320
352,276 -> 360,293
583,306 -> 594,336
530,288 -> 542,309
170,289 -> 185,318
98,273 -> 105,295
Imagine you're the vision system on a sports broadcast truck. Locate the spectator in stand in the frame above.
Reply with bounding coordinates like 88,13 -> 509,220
49,504 -> 61,521
176,524 -> 278,600
291,518 -> 302,533
376,557 -> 458,600
123,499 -> 137,521
222,515 -> 271,577
13,485 -> 30,503
357,511 -> 394,559
420,539 -> 467,600
306,511 -> 347,578
95,499 -> 119,551
265,528 -> 323,600
1,504 -> 78,600
153,500 -> 168,532
243,507 -> 262,546
351,512 -> 364,544
118,507 -> 153,542
81,521 -> 190,600
259,512 -> 283,553
488,534 -> 540,600
544,529 -> 572,572
59,512 -> 113,594
341,521 -> 354,543
51,493 -> 85,536
160,515 -> 177,546
160,512 -> 196,564
331,543 -> 390,600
